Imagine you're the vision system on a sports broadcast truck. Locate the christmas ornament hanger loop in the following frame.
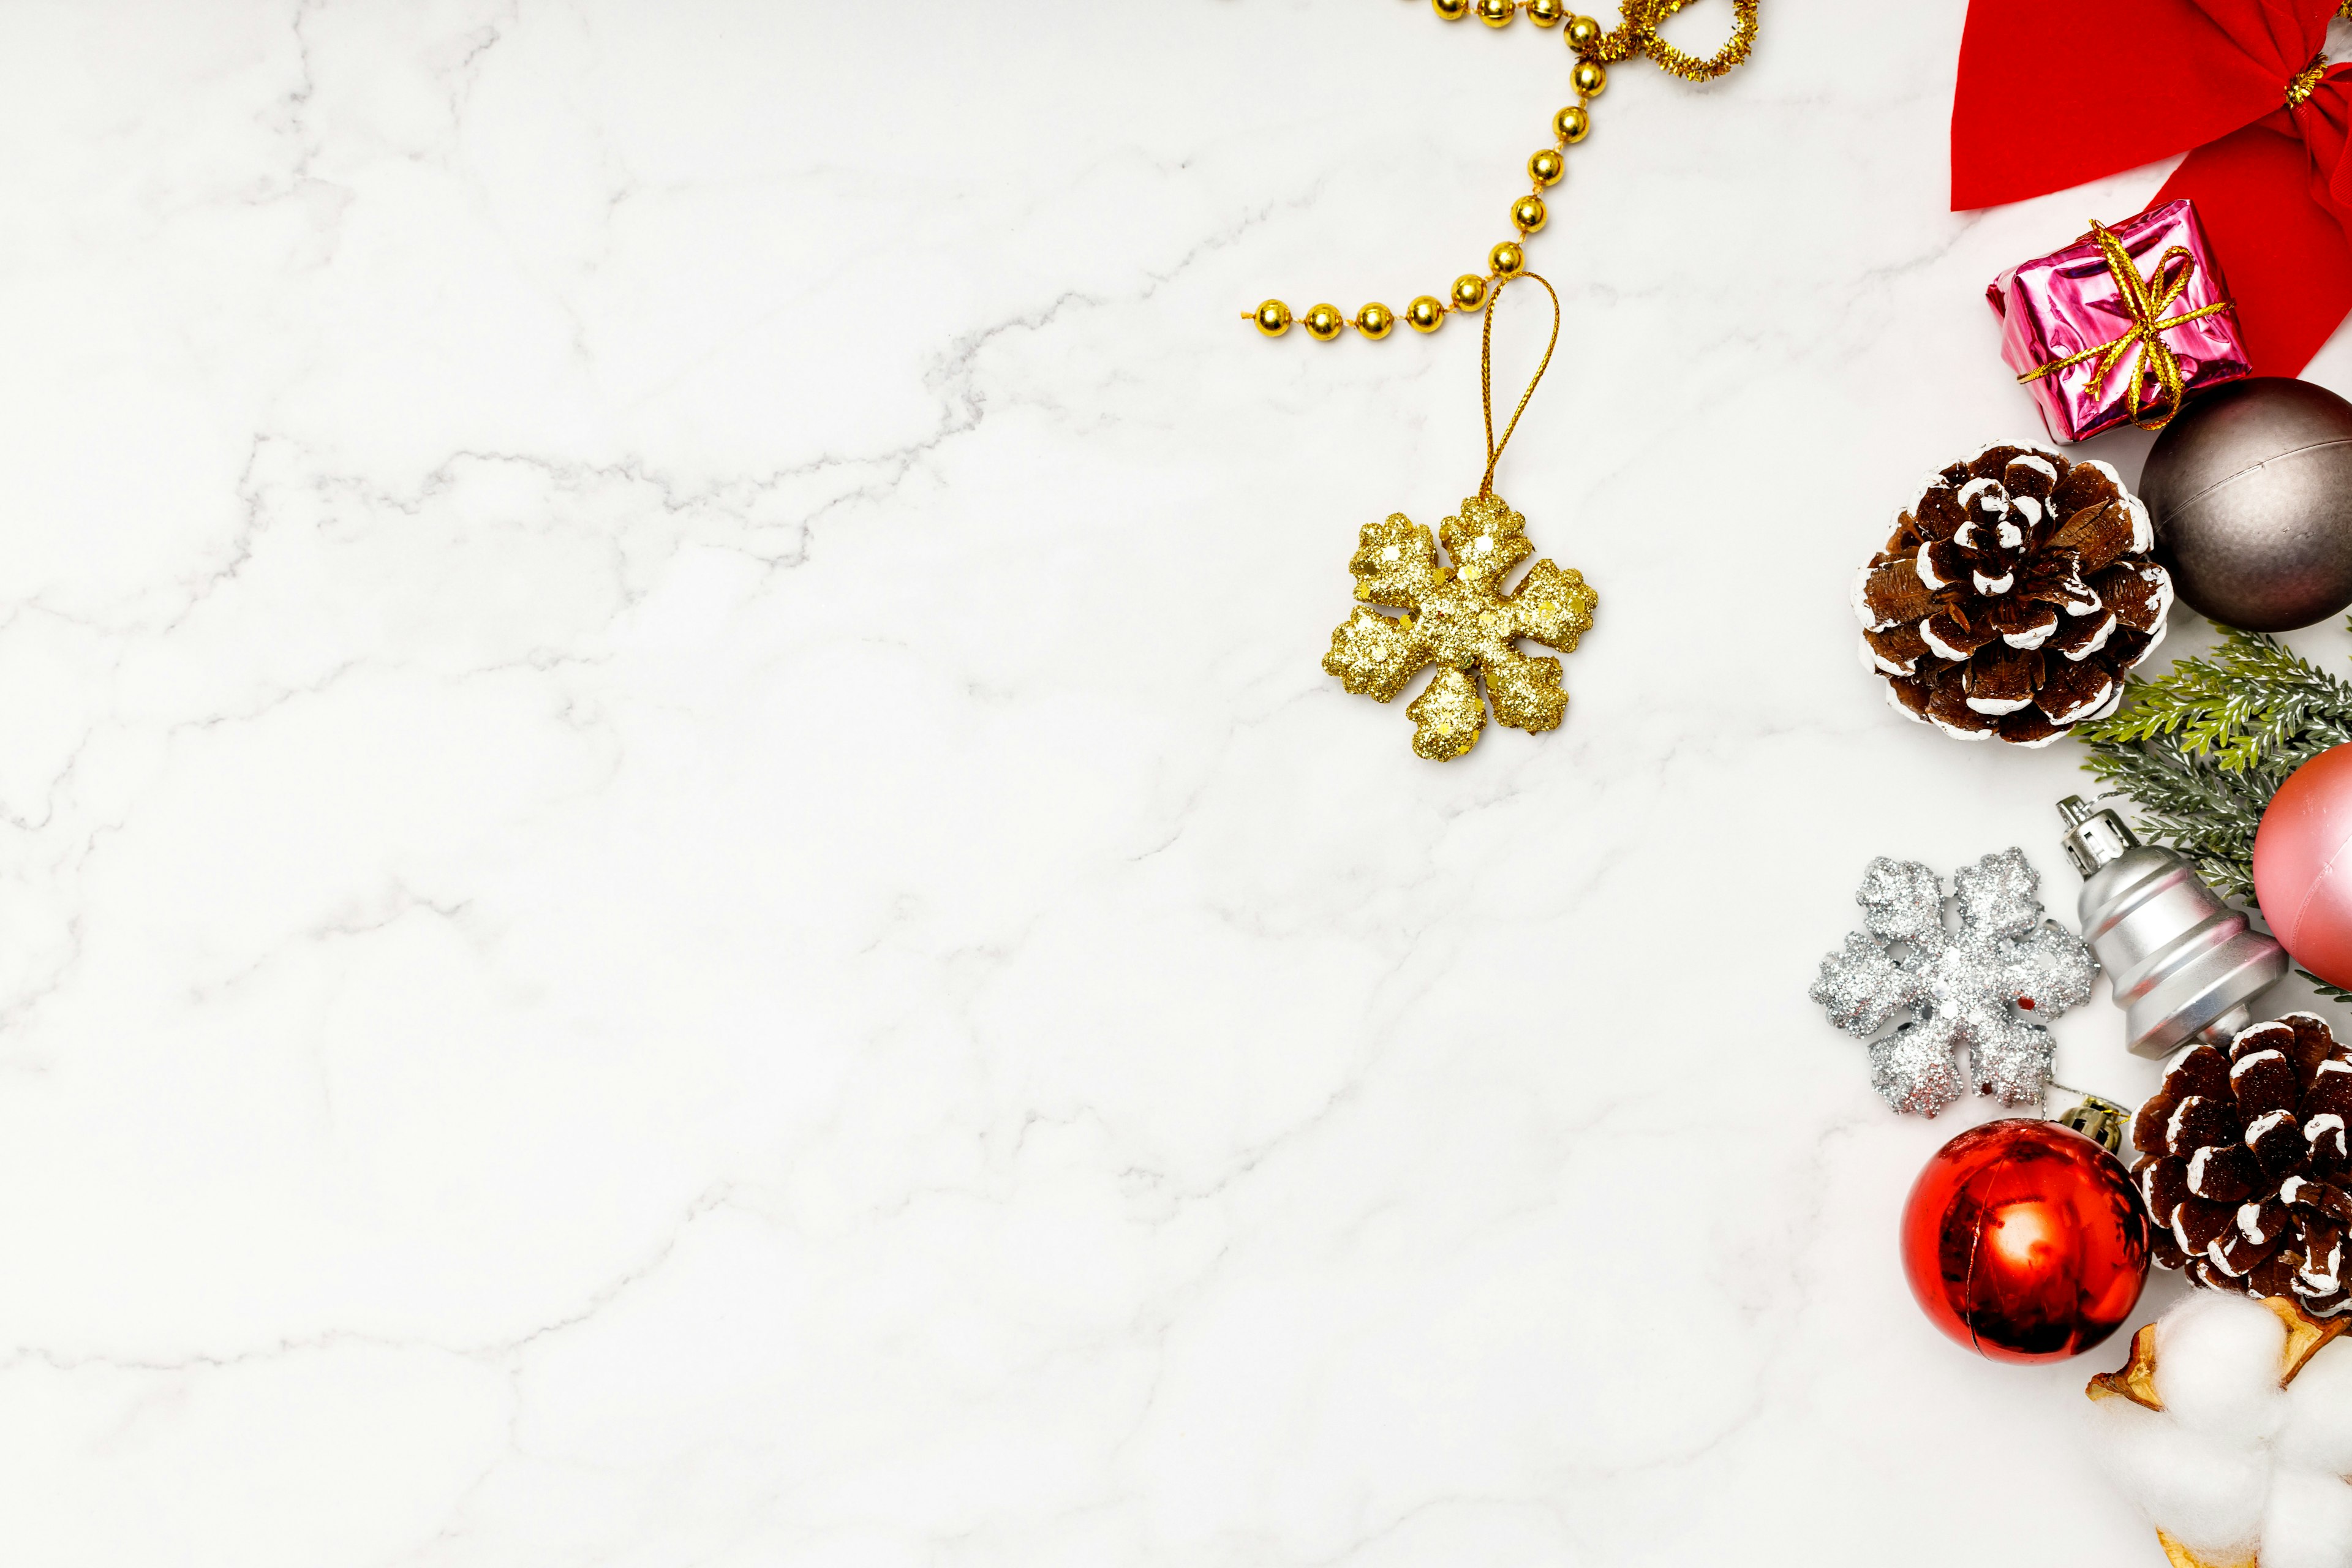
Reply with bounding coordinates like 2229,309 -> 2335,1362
1479,270 -> 1562,499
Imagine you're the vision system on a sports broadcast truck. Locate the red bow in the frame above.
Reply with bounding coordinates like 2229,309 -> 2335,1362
1952,0 -> 2352,377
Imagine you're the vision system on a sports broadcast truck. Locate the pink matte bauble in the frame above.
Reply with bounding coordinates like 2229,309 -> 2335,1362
2253,744 -> 2352,988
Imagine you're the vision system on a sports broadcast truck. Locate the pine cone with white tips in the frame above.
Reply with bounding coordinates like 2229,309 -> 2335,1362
1853,443 -> 2173,745
2133,1012 -> 2352,1316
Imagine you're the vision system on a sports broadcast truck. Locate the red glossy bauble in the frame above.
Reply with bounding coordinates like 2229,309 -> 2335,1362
1899,1118 -> 2149,1362
2253,743 -> 2352,988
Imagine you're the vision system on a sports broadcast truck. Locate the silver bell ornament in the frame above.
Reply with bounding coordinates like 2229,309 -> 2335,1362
2056,796 -> 2286,1058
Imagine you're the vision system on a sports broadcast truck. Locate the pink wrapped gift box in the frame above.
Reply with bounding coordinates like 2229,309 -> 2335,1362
1987,198 -> 2249,443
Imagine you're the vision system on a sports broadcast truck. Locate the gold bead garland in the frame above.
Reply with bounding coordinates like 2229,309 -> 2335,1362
1245,0 -> 1760,341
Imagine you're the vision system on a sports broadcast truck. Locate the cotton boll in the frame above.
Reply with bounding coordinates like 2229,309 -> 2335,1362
2261,1469 -> 2352,1568
2154,1293 -> 2293,1444
2277,1338 -> 2352,1476
2086,1394 -> 2270,1560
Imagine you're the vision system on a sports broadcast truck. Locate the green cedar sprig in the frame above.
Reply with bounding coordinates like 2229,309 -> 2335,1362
2074,622 -> 2352,1003
2080,623 -> 2352,771
2075,725 -> 2269,902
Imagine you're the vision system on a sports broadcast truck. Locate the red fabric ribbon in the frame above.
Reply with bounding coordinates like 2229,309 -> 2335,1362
1952,0 -> 2352,377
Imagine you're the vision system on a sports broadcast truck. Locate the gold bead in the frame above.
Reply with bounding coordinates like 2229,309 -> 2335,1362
1253,300 -> 1292,337
1451,273 -> 1490,312
1302,303 -> 1345,342
1553,104 -> 1590,143
1476,0 -> 1514,24
1565,13 -> 1602,47
1490,241 -> 1526,277
1355,302 -> 1396,340
1431,0 -> 1471,18
1405,296 -> 1446,333
1529,148 -> 1564,186
1572,59 -> 1607,95
1528,0 -> 1566,24
1511,195 -> 1547,235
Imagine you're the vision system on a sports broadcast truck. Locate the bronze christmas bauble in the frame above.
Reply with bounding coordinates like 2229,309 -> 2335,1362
2139,378 -> 2352,632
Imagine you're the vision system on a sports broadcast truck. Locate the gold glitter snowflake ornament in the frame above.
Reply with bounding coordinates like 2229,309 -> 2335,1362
1322,492 -> 1597,760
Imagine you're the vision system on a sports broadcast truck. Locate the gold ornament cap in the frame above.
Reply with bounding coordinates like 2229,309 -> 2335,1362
2054,1093 -> 2128,1155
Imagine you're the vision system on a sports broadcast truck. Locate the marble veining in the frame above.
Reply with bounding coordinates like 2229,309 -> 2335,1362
2,2 -> 2348,1562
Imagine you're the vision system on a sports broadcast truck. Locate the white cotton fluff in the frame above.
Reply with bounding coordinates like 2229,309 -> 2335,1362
2278,1336 -> 2352,1475
2263,1469 -> 2352,1568
2087,1395 -> 2269,1561
2087,1293 -> 2352,1564
2154,1292 -> 2292,1444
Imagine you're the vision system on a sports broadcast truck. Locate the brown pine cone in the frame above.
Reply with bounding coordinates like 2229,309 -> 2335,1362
1852,442 -> 2173,746
2132,1012 -> 2352,1316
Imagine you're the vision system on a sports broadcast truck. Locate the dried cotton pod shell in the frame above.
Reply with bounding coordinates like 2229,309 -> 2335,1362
2087,1294 -> 2352,1568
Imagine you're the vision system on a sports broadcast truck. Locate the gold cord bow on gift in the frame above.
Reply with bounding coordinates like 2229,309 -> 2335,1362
2016,221 -> 2237,432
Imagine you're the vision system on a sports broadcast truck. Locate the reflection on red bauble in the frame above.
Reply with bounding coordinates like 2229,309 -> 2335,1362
1900,1118 -> 2149,1362
2253,743 -> 2352,988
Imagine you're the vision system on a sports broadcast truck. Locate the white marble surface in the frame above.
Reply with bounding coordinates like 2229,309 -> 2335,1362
4,2 -> 2348,1562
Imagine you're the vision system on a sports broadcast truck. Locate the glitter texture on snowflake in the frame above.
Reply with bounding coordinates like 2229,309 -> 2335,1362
1322,493 -> 1596,761
1808,848 -> 2098,1116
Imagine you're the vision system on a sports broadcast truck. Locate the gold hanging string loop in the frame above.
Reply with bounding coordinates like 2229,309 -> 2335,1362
1479,270 -> 1562,498
1586,0 -> 1760,83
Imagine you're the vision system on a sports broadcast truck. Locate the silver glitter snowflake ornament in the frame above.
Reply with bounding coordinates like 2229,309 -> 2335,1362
1808,848 -> 2098,1116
